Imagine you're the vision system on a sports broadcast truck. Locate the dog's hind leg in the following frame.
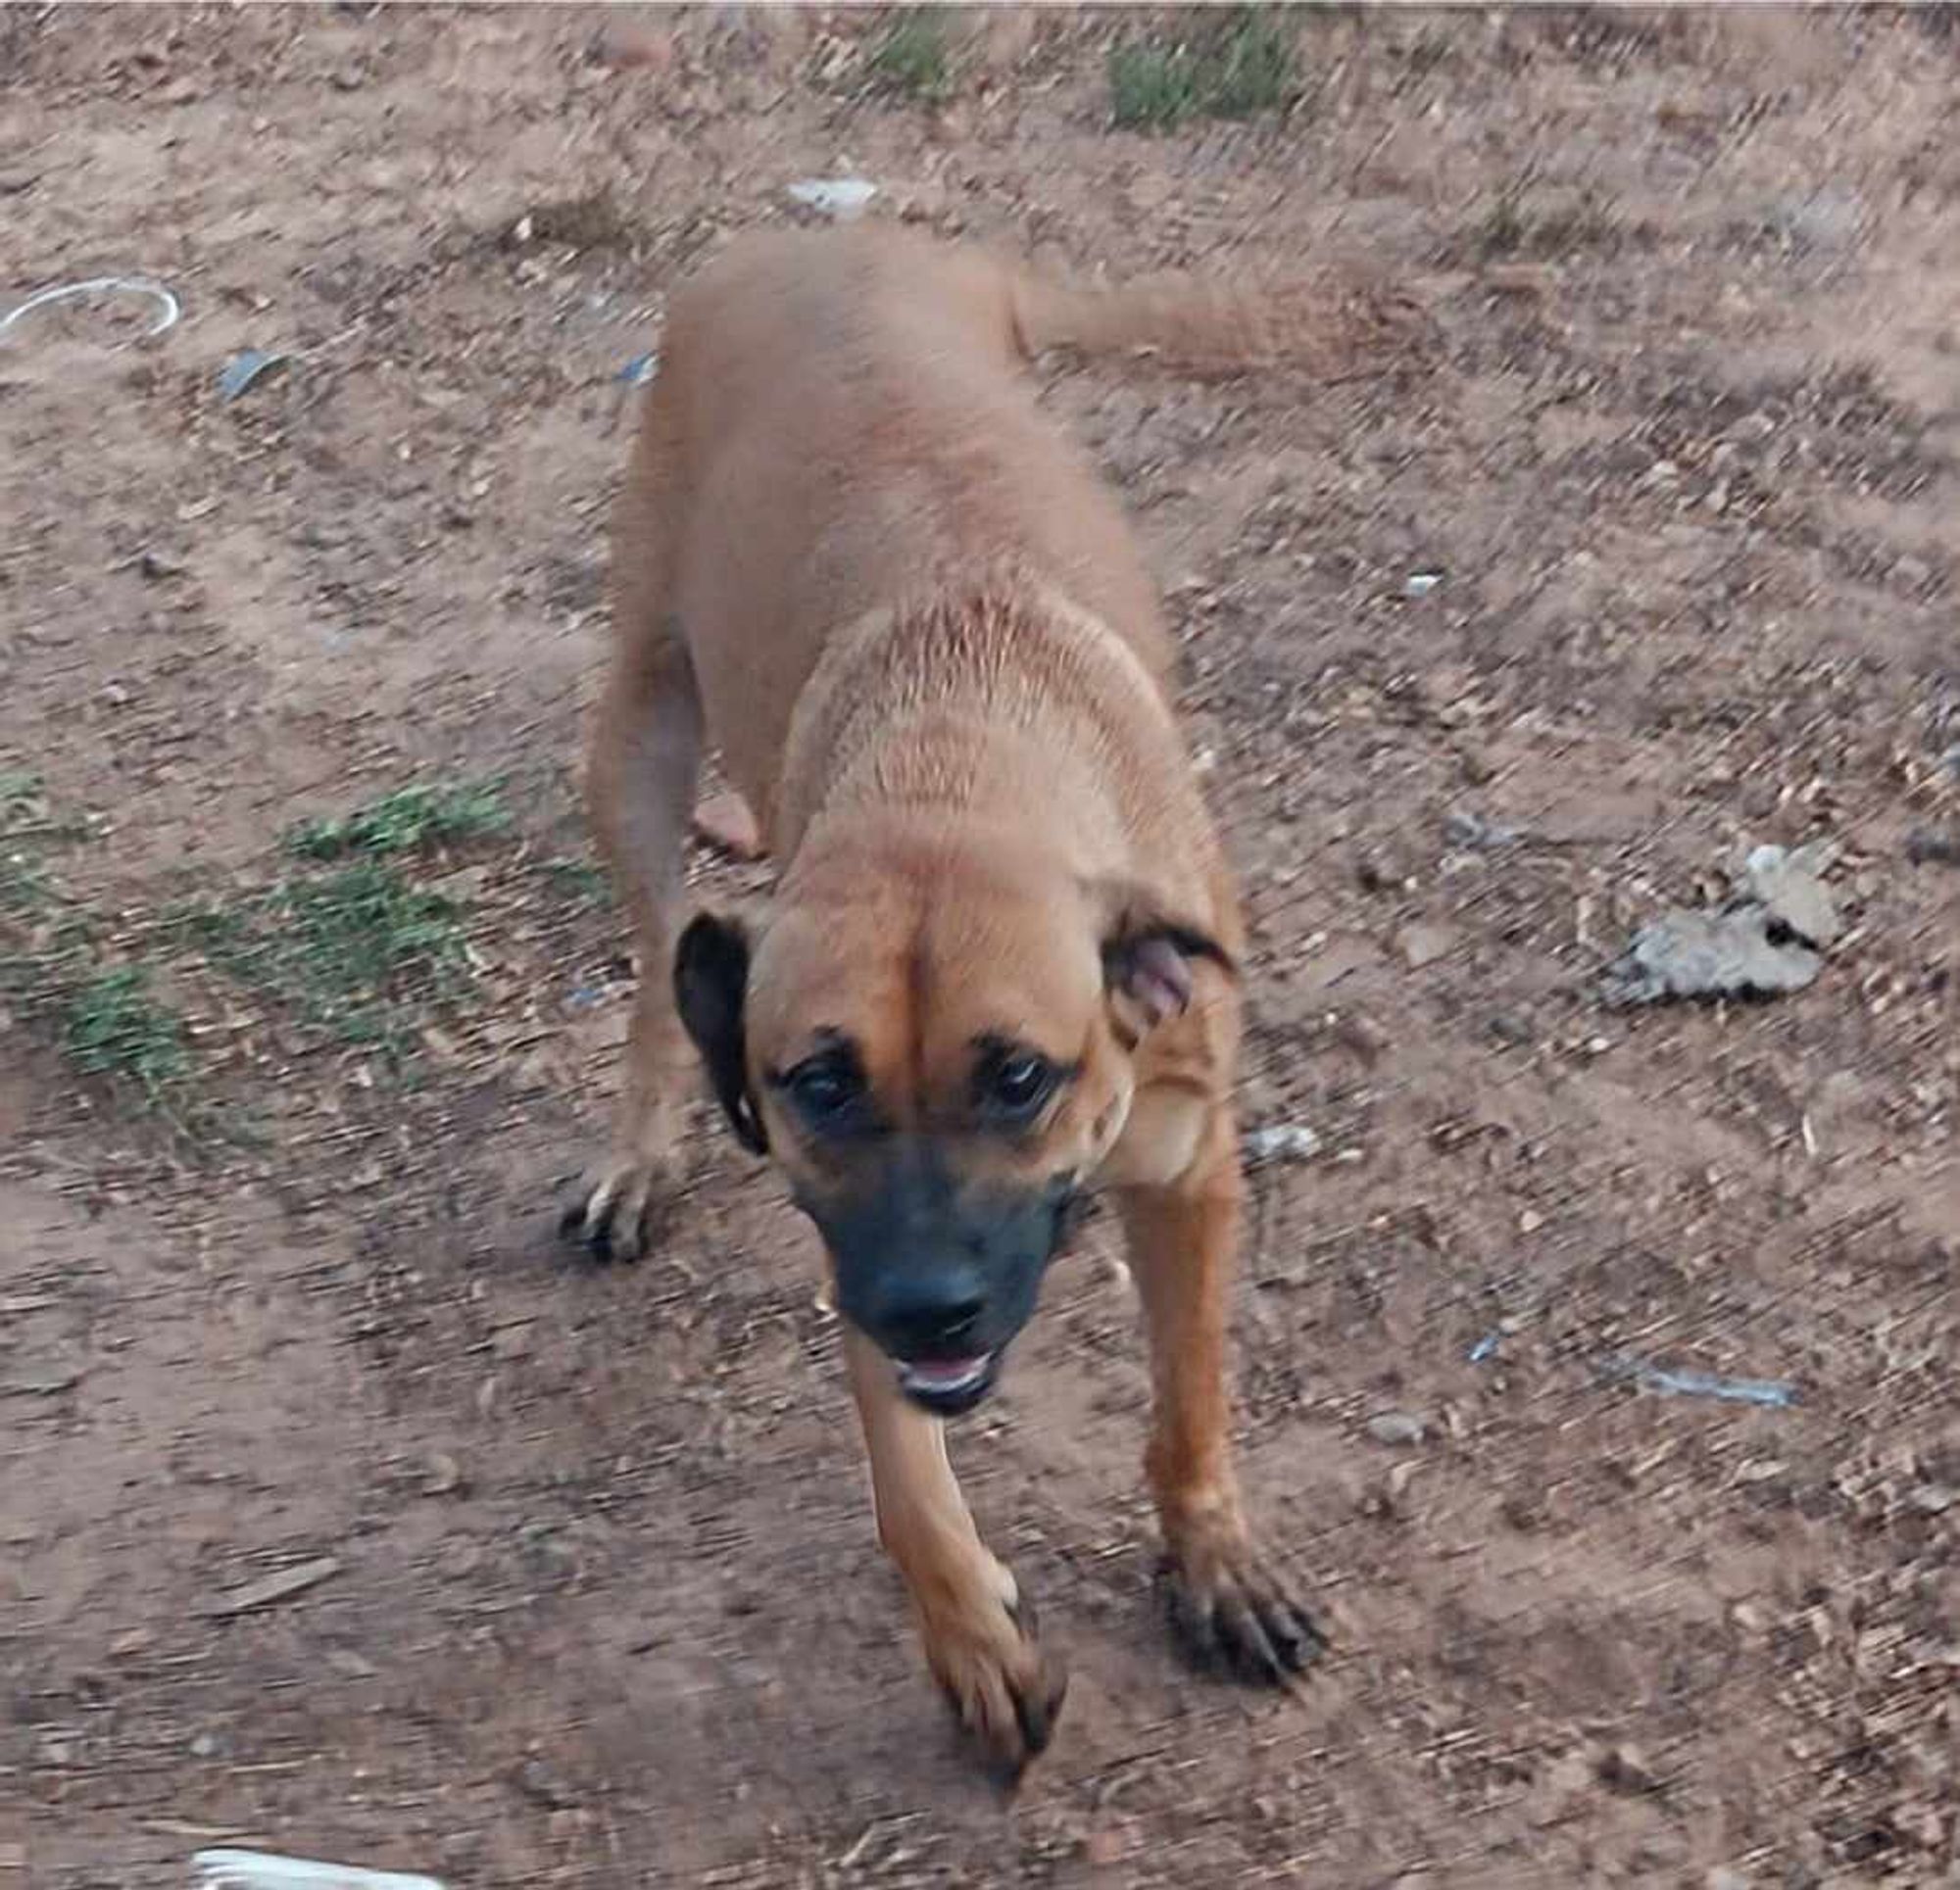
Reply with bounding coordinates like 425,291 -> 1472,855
844,1329 -> 1067,1780
565,400 -> 705,1262
1116,1122 -> 1328,1683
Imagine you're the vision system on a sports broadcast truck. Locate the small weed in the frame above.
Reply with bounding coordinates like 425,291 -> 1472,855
0,771 -> 89,914
61,964 -> 188,1102
188,860 -> 473,1061
1463,180 -> 1625,263
866,9 -> 953,101
1110,10 -> 1296,132
1473,187 -> 1529,260
1,845 -> 53,915
285,778 -> 510,863
1110,41 -> 1200,131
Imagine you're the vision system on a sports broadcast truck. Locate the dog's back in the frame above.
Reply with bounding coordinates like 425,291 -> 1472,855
629,227 -> 1169,819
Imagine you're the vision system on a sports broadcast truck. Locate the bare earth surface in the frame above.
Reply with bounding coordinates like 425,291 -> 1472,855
3,8 -> 1957,1886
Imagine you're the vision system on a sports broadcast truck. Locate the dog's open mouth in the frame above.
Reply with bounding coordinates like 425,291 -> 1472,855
895,1351 -> 998,1415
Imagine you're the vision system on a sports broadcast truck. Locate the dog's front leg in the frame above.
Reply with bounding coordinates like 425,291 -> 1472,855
566,619 -> 705,1263
843,1328 -> 1066,1778
1116,1124 -> 1327,1682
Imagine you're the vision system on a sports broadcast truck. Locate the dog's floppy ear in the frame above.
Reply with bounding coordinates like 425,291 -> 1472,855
1094,878 -> 1236,1037
673,910 -> 768,1155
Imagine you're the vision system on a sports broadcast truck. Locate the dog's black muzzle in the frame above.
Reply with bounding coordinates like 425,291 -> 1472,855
799,1139 -> 1078,1415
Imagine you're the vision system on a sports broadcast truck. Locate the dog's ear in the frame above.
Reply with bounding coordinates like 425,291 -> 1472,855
1094,879 -> 1236,1038
673,910 -> 768,1155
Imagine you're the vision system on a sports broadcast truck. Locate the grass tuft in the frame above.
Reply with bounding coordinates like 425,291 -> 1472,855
285,778 -> 510,863
1110,9 -> 1296,132
866,9 -> 954,101
179,860 -> 473,1062
61,964 -> 189,1101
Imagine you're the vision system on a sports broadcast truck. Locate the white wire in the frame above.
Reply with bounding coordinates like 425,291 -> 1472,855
0,274 -> 181,340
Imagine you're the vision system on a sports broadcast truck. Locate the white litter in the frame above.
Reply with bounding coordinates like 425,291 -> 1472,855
1244,1123 -> 1322,1163
786,177 -> 877,220
191,1851 -> 444,1890
1,274 -> 181,340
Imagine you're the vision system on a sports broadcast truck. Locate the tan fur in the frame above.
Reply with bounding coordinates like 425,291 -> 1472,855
574,224 -> 1384,1772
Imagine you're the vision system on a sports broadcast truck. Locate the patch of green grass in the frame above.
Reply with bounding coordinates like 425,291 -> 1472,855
1,846 -> 53,916
1109,10 -> 1296,132
0,771 -> 89,915
285,778 -> 511,863
61,964 -> 189,1102
866,8 -> 954,101
183,859 -> 473,1062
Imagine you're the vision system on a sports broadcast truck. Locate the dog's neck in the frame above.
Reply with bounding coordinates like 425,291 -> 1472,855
775,570 -> 1210,888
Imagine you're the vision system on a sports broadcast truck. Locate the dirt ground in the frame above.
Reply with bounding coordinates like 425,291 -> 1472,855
3,6 -> 1957,1886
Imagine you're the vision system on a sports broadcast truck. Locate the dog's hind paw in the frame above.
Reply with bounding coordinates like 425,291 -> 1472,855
924,1585 -> 1068,1784
559,1158 -> 674,1264
1158,1533 -> 1326,1686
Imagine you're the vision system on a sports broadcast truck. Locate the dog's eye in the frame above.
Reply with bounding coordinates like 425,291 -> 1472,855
785,1056 -> 865,1124
978,1050 -> 1059,1123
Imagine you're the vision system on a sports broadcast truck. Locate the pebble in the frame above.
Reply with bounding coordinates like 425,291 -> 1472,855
1594,1742 -> 1658,1795
1366,1410 -> 1426,1447
1395,923 -> 1451,970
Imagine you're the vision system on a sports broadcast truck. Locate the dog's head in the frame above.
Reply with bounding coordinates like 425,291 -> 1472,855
673,829 -> 1231,1414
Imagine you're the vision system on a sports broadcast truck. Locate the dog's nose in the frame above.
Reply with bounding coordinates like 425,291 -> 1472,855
876,1278 -> 987,1358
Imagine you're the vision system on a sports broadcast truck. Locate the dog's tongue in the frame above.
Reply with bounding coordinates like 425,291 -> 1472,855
902,1355 -> 988,1388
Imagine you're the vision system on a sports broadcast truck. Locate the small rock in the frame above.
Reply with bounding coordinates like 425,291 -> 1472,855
189,1731 -> 223,1759
1741,843 -> 1841,946
1334,1011 -> 1392,1061
420,1450 -> 465,1497
1904,825 -> 1960,866
1395,923 -> 1452,971
1594,1742 -> 1659,1795
1602,905 -> 1822,1006
1366,1410 -> 1426,1447
515,1754 -> 579,1809
1402,571 -> 1443,599
1352,848 -> 1409,894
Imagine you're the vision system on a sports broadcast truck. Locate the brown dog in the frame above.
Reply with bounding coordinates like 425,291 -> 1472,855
567,225 -> 1406,1773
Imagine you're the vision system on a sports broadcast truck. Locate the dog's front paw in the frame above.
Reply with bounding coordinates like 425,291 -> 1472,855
1159,1524 -> 1326,1685
559,1156 -> 674,1264
922,1584 -> 1068,1782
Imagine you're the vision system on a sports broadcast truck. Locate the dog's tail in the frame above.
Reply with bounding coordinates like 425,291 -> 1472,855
1007,260 -> 1433,381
